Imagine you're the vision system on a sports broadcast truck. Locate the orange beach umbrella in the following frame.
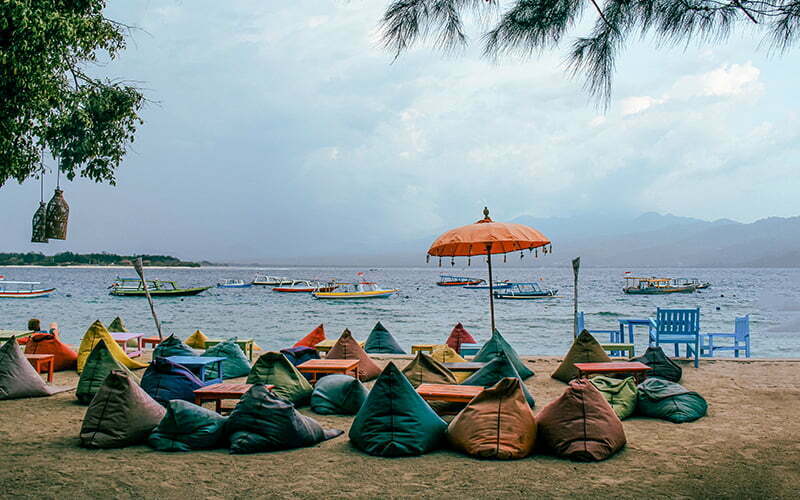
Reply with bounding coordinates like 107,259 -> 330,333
428,207 -> 551,331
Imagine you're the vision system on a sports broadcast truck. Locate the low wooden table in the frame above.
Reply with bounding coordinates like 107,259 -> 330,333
141,337 -> 163,349
204,339 -> 255,361
297,359 -> 359,384
110,332 -> 144,358
25,353 -> 54,383
600,343 -> 636,358
193,383 -> 273,413
574,361 -> 652,383
416,383 -> 483,404
442,362 -> 486,374
411,344 -> 440,354
166,356 -> 226,384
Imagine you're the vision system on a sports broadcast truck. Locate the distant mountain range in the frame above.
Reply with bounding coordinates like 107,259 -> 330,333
249,212 -> 800,268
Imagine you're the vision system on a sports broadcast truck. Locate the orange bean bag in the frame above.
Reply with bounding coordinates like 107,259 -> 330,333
294,324 -> 326,348
24,333 -> 78,371
326,329 -> 380,381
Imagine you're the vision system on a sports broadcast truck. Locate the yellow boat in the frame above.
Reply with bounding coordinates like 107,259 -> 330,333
312,281 -> 398,299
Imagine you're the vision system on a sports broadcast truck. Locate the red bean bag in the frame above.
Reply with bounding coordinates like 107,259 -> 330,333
445,322 -> 477,352
24,333 -> 78,371
294,324 -> 326,348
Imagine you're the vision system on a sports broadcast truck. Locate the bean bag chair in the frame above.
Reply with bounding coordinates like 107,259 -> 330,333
246,352 -> 312,405
402,352 -> 457,388
349,362 -> 447,457
293,324 -> 326,348
153,334 -> 194,358
77,340 -> 135,404
590,376 -> 638,420
637,378 -> 708,423
140,357 -> 206,406
80,370 -> 166,448
631,346 -> 682,382
24,333 -> 77,371
430,346 -> 470,382
448,378 -> 536,459
536,378 -> 626,461
473,329 -> 534,380
202,339 -> 251,379
326,329 -> 381,381
148,400 -> 227,452
280,345 -> 320,367
227,384 -> 343,454
77,320 -> 147,373
185,330 -> 209,349
108,317 -> 127,332
445,322 -> 477,353
364,321 -> 405,354
551,330 -> 611,383
462,354 -> 535,407
310,374 -> 369,415
0,337 -> 55,400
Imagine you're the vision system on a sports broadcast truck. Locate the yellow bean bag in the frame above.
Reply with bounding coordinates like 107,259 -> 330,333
185,330 -> 209,349
77,320 -> 148,373
430,346 -> 470,382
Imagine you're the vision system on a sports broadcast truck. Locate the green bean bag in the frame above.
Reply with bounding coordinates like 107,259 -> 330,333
310,374 -> 369,415
637,378 -> 708,423
364,321 -> 406,354
473,329 -> 534,380
80,371 -> 166,448
551,330 -> 611,383
246,352 -> 312,405
589,376 -> 637,420
76,340 -> 135,404
202,339 -> 251,379
153,334 -> 194,358
148,400 -> 228,452
349,362 -> 447,457
227,385 -> 343,454
462,354 -> 535,407
402,352 -> 456,388
631,346 -> 682,382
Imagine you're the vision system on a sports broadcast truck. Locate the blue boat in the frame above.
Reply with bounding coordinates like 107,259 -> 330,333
493,282 -> 558,300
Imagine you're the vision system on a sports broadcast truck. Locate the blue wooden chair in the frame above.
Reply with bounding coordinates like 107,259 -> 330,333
648,307 -> 701,368
577,312 -> 631,356
701,315 -> 750,358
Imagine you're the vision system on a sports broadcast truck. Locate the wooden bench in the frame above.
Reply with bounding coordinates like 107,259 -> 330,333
297,359 -> 360,384
573,361 -> 652,383
193,383 -> 273,413
110,332 -> 144,358
600,343 -> 636,358
442,362 -> 486,374
25,353 -> 54,383
416,383 -> 483,404
411,344 -> 439,354
141,336 -> 163,349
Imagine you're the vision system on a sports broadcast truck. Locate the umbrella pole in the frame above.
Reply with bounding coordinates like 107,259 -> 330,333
487,245 -> 495,332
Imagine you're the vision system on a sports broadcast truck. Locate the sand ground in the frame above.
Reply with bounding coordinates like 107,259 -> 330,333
1,353 -> 799,499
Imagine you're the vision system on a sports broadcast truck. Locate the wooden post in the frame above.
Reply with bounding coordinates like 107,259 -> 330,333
133,257 -> 163,339
572,257 -> 580,338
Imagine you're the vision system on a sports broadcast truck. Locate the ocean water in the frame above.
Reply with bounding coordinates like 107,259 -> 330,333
1,266 -> 798,358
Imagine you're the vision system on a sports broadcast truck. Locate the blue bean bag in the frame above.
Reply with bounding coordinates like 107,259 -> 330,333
637,378 -> 708,423
141,357 -> 206,406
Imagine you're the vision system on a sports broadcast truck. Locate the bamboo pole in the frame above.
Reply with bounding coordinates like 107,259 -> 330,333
134,257 -> 163,339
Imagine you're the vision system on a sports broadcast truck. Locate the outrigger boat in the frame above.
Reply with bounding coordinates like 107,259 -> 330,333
492,282 -> 558,300
110,278 -> 211,297
436,275 -> 485,286
217,279 -> 252,288
312,281 -> 398,299
273,280 -> 339,293
0,281 -> 55,298
623,276 -> 696,295
251,274 -> 293,286
672,278 -> 711,290
464,280 -> 513,290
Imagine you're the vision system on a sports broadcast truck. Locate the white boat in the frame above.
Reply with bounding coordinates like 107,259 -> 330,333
217,279 -> 252,288
312,281 -> 398,299
273,280 -> 339,293
251,274 -> 293,286
0,281 -> 56,298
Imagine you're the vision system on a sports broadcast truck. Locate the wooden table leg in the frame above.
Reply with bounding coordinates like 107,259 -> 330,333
46,358 -> 53,383
195,396 -> 202,405
215,398 -> 222,413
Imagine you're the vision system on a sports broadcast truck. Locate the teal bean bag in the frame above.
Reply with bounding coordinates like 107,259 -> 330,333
349,362 -> 447,457
148,400 -> 228,452
76,340 -> 135,404
462,354 -> 535,408
310,374 -> 369,415
364,321 -> 406,354
153,334 -> 194,358
637,377 -> 708,423
202,339 -> 251,379
589,376 -> 637,420
246,351 -> 312,405
473,329 -> 534,379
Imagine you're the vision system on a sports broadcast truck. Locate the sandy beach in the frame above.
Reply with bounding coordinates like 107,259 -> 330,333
1,351 -> 798,499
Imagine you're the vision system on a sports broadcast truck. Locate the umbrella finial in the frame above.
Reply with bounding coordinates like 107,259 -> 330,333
483,206 -> 489,218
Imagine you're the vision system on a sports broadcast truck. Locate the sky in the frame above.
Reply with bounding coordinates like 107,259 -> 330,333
1,1 -> 799,262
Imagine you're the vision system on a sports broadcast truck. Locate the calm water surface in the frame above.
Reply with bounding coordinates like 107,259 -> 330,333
1,266 -> 798,357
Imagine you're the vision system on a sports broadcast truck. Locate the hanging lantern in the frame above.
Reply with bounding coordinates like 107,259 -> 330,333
31,202 -> 48,243
45,188 -> 69,240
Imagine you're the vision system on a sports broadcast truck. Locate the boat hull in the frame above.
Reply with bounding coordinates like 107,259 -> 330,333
0,288 -> 55,299
493,293 -> 559,300
312,290 -> 397,299
217,284 -> 252,288
437,281 -> 483,286
464,283 -> 513,290
623,286 -> 696,295
110,286 -> 211,297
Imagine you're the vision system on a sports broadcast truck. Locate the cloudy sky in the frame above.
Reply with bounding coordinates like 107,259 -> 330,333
2,1 -> 799,261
